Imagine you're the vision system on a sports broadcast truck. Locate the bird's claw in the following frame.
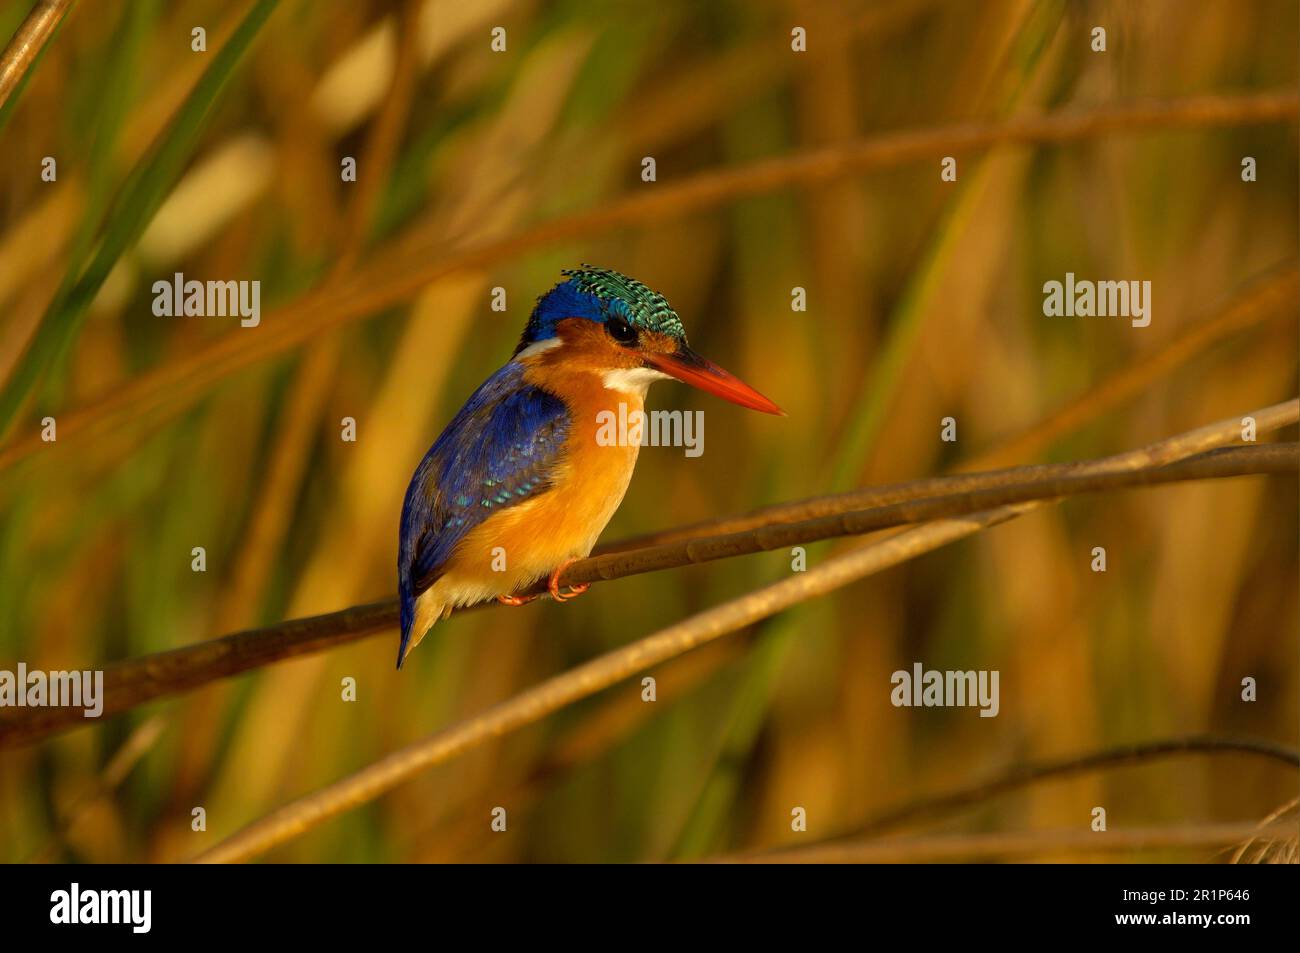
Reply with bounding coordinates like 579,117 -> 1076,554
550,582 -> 590,602
497,592 -> 538,606
548,560 -> 590,602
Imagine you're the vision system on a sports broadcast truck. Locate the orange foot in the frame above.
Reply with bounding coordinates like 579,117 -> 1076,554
497,592 -> 538,606
548,558 -> 591,603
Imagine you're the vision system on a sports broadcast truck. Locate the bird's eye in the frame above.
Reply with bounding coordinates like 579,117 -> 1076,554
605,316 -> 639,346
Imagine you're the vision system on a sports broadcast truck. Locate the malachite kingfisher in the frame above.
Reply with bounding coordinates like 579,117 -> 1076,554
396,265 -> 784,667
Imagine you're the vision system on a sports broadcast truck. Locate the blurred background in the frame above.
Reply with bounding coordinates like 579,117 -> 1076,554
0,0 -> 1296,863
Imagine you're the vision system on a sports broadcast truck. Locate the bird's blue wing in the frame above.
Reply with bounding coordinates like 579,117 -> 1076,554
398,361 -> 569,653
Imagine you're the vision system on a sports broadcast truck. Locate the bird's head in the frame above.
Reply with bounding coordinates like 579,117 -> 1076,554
513,265 -> 784,415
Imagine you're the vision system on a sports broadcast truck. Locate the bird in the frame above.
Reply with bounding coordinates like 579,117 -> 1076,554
395,265 -> 783,667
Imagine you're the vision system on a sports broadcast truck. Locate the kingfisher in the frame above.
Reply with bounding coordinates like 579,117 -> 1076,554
396,265 -> 783,667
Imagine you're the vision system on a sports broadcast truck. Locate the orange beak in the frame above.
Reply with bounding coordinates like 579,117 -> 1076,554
644,345 -> 785,416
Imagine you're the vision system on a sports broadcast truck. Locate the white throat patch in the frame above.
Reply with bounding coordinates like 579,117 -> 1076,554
601,366 -> 671,396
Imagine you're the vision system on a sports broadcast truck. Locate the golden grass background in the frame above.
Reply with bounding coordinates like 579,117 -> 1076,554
0,0 -> 1296,862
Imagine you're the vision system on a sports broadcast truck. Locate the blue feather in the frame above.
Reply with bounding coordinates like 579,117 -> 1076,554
514,280 -> 604,350
397,361 -> 569,666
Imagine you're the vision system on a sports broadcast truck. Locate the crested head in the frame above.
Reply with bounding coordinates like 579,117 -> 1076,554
515,265 -> 686,354
511,265 -> 784,415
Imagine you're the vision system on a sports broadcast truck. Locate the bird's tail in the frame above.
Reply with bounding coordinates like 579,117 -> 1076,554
397,579 -> 450,669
